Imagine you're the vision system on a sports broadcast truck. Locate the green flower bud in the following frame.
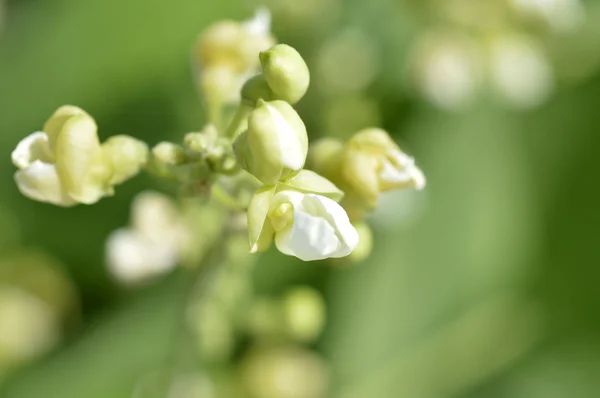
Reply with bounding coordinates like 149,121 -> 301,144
101,135 -> 148,185
184,125 -> 218,154
241,74 -> 276,105
151,142 -> 187,166
233,99 -> 308,185
259,44 -> 310,104
240,346 -> 329,398
306,138 -> 344,182
283,286 -> 326,343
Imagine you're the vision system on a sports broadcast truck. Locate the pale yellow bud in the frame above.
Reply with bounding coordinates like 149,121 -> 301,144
260,44 -> 310,104
306,138 -> 344,182
151,142 -> 187,166
101,135 -> 148,184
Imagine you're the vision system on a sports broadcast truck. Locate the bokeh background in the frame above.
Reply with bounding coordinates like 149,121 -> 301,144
1,0 -> 600,397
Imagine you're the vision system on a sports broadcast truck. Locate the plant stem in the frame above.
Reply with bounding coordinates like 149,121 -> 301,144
224,103 -> 253,139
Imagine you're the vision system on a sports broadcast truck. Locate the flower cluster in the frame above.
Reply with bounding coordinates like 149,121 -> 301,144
10,9 -> 425,265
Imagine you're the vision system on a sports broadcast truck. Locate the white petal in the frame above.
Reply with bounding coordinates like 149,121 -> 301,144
14,161 -> 76,206
379,151 -> 426,190
11,132 -> 52,169
243,7 -> 271,36
273,192 -> 358,261
264,102 -> 305,170
106,229 -> 179,285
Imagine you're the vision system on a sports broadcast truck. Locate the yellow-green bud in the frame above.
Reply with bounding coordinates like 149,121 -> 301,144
260,44 -> 310,104
184,125 -> 218,154
233,99 -> 308,185
283,286 -> 326,343
152,142 -> 187,166
240,346 -> 329,398
241,74 -> 276,105
101,135 -> 148,185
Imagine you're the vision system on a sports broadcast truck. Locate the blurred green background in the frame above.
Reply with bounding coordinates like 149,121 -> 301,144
1,0 -> 600,397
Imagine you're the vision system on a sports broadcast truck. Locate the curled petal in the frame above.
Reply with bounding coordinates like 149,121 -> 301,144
14,161 -> 76,207
12,132 -> 53,169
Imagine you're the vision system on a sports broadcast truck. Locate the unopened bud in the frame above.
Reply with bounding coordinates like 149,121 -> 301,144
152,142 -> 187,166
283,286 -> 326,343
241,74 -> 276,105
260,44 -> 310,104
233,99 -> 308,185
101,135 -> 148,184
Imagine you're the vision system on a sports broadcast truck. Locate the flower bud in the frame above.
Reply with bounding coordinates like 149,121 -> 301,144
247,187 -> 358,261
12,106 -> 118,206
260,44 -> 310,104
283,286 -> 326,343
234,100 -> 308,185
152,142 -> 188,166
194,9 -> 275,74
101,135 -> 148,184
240,346 -> 329,398
306,138 -> 344,181
184,125 -> 219,154
340,128 -> 425,213
241,74 -> 276,105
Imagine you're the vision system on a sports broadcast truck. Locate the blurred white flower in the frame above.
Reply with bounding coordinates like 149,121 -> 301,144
511,0 -> 585,33
488,35 -> 554,109
106,191 -> 190,285
412,33 -> 482,110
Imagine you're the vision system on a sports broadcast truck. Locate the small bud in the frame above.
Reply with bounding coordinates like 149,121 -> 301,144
283,286 -> 326,343
152,142 -> 188,166
101,135 -> 148,185
240,346 -> 329,398
198,64 -> 241,105
260,44 -> 310,104
184,125 -> 219,154
233,99 -> 308,185
241,74 -> 276,105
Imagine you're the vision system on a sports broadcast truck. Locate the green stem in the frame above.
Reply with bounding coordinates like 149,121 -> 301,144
224,102 -> 253,139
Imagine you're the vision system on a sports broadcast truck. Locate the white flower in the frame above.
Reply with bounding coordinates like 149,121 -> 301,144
266,190 -> 358,261
412,33 -> 481,110
489,35 -> 554,108
106,192 -> 190,285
